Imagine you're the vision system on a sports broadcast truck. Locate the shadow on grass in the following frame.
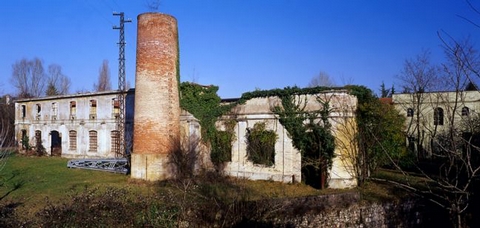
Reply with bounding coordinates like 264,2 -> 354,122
0,169 -> 25,201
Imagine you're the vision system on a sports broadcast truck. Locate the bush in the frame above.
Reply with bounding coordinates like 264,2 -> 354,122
246,122 -> 277,166
34,187 -> 178,227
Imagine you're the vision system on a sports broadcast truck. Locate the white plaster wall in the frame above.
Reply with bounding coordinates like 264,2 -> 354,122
14,91 -> 133,158
218,92 -> 357,187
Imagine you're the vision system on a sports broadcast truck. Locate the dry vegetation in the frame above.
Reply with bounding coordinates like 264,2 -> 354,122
0,153 -> 407,227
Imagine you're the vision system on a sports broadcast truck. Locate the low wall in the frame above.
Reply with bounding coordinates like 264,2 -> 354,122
234,192 -> 449,227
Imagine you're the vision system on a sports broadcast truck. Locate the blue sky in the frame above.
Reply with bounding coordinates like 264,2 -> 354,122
1,0 -> 479,98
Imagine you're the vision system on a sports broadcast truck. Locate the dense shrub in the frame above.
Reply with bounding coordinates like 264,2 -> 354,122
246,122 -> 277,166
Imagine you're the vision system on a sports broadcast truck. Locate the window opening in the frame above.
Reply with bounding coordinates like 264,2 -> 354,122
434,107 -> 444,126
90,100 -> 97,119
69,130 -> 77,150
462,107 -> 470,116
70,101 -> 76,119
111,130 -> 120,153
21,105 -> 26,118
407,108 -> 414,117
89,130 -> 97,152
52,102 -> 58,120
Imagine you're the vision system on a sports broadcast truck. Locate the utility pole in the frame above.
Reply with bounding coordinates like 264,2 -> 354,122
113,12 -> 131,158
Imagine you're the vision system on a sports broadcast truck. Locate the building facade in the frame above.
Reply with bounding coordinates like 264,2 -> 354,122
15,89 -> 358,189
392,90 -> 480,156
14,90 -> 134,158
218,91 -> 358,188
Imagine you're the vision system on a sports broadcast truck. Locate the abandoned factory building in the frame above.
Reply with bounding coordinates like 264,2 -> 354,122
14,90 -> 135,158
14,88 -> 358,189
14,13 -> 358,189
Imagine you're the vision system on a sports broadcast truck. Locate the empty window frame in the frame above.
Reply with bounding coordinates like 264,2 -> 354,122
434,107 -> 444,126
21,105 -> 26,118
407,108 -> 414,117
112,99 -> 120,118
69,130 -> 77,150
70,101 -> 76,118
89,100 -> 97,119
36,104 -> 41,119
89,130 -> 98,152
35,130 -> 42,148
21,129 -> 27,149
462,107 -> 470,116
52,102 -> 58,120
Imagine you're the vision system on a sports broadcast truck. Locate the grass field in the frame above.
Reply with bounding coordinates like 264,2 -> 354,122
0,154 -> 323,216
0,153 -> 402,226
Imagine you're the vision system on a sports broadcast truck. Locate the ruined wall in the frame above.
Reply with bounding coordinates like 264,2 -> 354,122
131,13 -> 180,181
216,92 -> 358,188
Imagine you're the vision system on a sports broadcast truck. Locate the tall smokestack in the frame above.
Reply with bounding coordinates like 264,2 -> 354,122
131,13 -> 180,181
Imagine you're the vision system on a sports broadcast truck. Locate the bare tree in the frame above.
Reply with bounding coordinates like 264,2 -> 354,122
93,60 -> 112,92
390,39 -> 480,228
10,57 -> 47,98
0,96 -> 15,172
396,50 -> 441,159
308,71 -> 336,87
46,64 -> 71,96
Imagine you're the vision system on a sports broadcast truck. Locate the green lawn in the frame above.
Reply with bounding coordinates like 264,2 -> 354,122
0,154 -> 322,214
0,153 -> 403,225
0,154 -> 143,215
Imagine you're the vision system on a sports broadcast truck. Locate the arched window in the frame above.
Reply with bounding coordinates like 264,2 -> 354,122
434,107 -> 444,126
89,130 -> 97,152
407,108 -> 414,117
462,107 -> 470,116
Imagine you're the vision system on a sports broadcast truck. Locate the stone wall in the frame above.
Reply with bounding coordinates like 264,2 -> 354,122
235,192 -> 447,227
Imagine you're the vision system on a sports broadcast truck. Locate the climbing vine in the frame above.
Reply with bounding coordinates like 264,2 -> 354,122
179,82 -> 236,166
246,122 -> 277,166
272,92 -> 335,189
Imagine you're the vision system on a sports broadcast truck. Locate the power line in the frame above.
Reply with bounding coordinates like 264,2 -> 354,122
80,0 -> 115,26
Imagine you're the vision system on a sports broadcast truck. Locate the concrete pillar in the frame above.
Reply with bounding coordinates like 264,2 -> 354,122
131,13 -> 180,181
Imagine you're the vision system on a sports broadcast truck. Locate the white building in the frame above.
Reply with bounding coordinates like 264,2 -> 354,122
14,90 -> 134,158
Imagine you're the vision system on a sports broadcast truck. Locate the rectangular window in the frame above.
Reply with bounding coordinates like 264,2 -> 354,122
36,104 -> 41,120
35,130 -> 42,149
111,130 -> 120,154
21,105 -> 26,118
112,99 -> 120,118
70,101 -> 76,119
434,108 -> 444,126
89,131 -> 97,152
52,102 -> 58,120
90,100 -> 97,119
69,130 -> 77,150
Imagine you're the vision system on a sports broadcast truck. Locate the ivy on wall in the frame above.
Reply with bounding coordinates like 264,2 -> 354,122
179,82 -> 236,166
246,122 -> 277,166
180,84 -> 337,186
272,92 -> 335,189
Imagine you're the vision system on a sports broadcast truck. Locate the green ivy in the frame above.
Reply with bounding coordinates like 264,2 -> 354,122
179,82 -> 235,165
272,92 -> 335,188
345,85 -> 407,184
246,122 -> 277,166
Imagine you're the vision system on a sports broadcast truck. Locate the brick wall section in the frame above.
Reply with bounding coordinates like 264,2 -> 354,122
133,13 -> 180,155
